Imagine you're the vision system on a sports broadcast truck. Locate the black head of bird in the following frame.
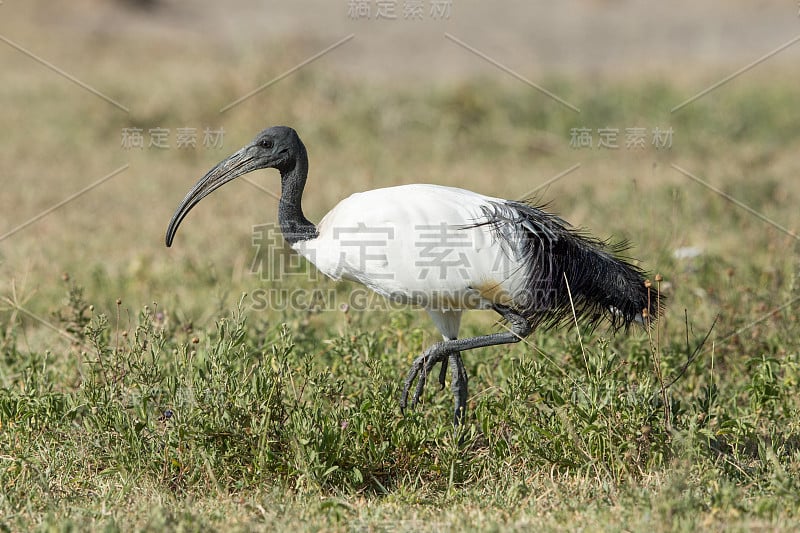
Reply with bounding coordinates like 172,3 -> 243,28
166,126 -> 312,247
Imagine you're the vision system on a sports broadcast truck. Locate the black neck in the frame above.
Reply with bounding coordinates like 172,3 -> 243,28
278,141 -> 317,244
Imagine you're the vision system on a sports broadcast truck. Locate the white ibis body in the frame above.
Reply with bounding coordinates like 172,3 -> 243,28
166,126 -> 658,425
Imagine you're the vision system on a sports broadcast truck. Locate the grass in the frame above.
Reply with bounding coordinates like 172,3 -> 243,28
2,12 -> 800,530
3,274 -> 800,531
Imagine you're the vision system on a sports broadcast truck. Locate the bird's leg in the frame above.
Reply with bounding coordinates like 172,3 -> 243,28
432,348 -> 468,425
400,305 -> 532,422
428,347 -> 467,425
449,351 -> 468,426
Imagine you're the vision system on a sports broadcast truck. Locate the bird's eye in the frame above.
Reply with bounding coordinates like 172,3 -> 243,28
260,139 -> 274,150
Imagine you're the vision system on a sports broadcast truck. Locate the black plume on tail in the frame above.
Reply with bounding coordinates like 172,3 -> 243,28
478,200 -> 661,330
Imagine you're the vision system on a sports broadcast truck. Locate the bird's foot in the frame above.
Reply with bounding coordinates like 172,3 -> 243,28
438,356 -> 449,390
400,346 -> 447,414
399,345 -> 469,429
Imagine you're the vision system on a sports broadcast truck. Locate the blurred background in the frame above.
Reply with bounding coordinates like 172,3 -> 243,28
1,0 -> 798,348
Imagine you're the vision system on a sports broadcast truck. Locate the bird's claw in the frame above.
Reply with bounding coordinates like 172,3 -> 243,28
400,348 -> 469,428
438,357 -> 448,390
400,349 -> 447,414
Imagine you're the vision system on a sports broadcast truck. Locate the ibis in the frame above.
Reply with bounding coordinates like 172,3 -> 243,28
166,126 -> 659,425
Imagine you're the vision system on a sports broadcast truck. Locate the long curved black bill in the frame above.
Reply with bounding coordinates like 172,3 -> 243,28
165,145 -> 259,247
